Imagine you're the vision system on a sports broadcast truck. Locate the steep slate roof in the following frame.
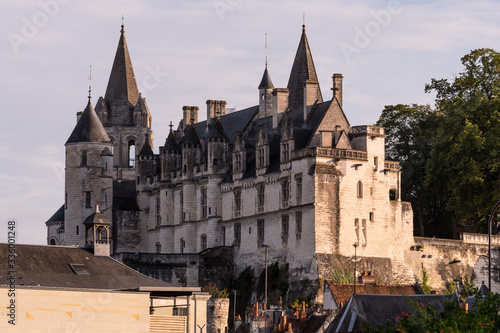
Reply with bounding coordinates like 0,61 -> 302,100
0,244 -> 177,290
104,25 -> 139,107
325,281 -> 422,308
287,25 -> 323,111
327,294 -> 455,333
258,66 -> 274,89
66,99 -> 111,144
138,139 -> 154,156
46,204 -> 64,223
208,118 -> 229,141
164,129 -> 179,152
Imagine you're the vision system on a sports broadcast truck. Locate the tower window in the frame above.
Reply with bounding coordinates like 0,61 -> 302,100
257,219 -> 265,244
295,211 -> 302,241
81,151 -> 87,166
296,176 -> 302,204
128,140 -> 135,168
65,193 -> 68,209
234,223 -> 241,246
257,184 -> 265,212
180,238 -> 185,253
281,178 -> 290,208
357,181 -> 363,198
389,189 -> 397,201
281,215 -> 289,237
156,196 -> 161,226
201,234 -> 207,250
156,242 -> 161,253
234,189 -> 241,217
76,225 -> 79,235
201,187 -> 207,218
85,191 -> 91,208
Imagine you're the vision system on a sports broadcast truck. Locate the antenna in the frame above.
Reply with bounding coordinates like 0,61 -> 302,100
265,33 -> 268,67
88,65 -> 92,101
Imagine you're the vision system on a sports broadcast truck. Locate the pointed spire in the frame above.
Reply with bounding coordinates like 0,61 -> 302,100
258,66 -> 274,89
66,99 -> 111,144
287,24 -> 323,111
104,22 -> 139,107
138,134 -> 154,156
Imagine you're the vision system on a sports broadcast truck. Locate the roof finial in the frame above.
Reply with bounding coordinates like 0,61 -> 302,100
302,13 -> 306,31
88,65 -> 92,101
95,203 -> 100,213
169,121 -> 173,132
265,33 -> 268,68
121,15 -> 124,33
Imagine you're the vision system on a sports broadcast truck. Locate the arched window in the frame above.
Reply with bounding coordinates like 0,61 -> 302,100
373,156 -> 378,171
180,238 -> 185,253
156,242 -> 161,254
128,140 -> 135,168
357,181 -> 363,198
49,238 -> 57,245
201,234 -> 207,251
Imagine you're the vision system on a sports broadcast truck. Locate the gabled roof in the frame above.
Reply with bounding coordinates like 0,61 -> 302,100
287,25 -> 323,111
328,294 -> 455,333
182,125 -> 201,146
208,118 -> 229,141
325,280 -> 422,308
66,99 -> 111,144
258,66 -> 274,89
46,204 -> 64,223
0,244 -> 179,290
104,25 -> 139,107
164,129 -> 179,152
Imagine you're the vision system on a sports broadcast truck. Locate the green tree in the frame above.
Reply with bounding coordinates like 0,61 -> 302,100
425,48 -> 500,235
376,104 -> 446,237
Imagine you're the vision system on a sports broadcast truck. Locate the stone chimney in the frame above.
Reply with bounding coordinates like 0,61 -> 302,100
206,100 -> 227,131
303,80 -> 321,123
272,88 -> 289,130
332,73 -> 343,107
182,106 -> 199,129
358,270 -> 377,284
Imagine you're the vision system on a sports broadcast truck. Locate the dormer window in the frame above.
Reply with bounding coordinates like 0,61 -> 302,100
235,154 -> 242,172
257,148 -> 265,168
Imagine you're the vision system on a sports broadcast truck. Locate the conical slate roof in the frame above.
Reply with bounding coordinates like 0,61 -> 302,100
83,205 -> 111,226
66,99 -> 111,144
287,25 -> 323,111
258,66 -> 274,89
104,25 -> 139,107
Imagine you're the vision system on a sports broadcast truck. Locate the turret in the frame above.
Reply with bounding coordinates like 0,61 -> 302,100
258,66 -> 274,119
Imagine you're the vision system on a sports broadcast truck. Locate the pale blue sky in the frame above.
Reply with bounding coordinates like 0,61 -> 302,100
1,0 -> 499,244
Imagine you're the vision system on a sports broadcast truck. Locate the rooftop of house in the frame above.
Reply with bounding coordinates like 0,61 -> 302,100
0,244 -> 197,295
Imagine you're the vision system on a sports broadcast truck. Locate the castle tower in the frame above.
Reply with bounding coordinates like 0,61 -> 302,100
65,98 -> 113,247
258,65 -> 274,119
287,24 -> 323,117
94,24 -> 153,175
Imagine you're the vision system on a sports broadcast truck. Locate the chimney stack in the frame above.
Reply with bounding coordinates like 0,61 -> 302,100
332,73 -> 343,107
272,88 -> 289,130
206,100 -> 227,131
182,106 -> 199,129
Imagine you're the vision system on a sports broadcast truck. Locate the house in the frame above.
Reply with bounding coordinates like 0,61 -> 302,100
0,243 -> 209,332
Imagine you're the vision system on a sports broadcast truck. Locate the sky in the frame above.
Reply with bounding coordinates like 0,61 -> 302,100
1,0 -> 500,245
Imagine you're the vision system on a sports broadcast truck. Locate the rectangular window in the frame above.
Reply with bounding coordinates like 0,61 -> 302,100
282,215 -> 289,237
180,238 -> 185,253
281,179 -> 290,208
156,196 -> 161,226
257,148 -> 265,168
234,189 -> 241,217
221,226 -> 226,246
235,154 -> 241,172
81,151 -> 87,166
85,191 -> 91,208
76,225 -> 79,235
65,193 -> 68,209
296,211 -> 302,240
201,234 -> 207,250
257,185 -> 265,213
234,223 -> 241,246
296,176 -> 302,205
257,219 -> 265,243
201,187 -> 207,218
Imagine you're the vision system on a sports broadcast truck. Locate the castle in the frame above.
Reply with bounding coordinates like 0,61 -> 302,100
46,24 -> 500,295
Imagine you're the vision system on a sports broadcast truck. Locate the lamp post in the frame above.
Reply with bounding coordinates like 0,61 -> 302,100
353,243 -> 358,295
488,200 -> 500,293
262,244 -> 268,310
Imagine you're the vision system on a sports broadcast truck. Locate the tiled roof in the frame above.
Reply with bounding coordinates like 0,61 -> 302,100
104,25 -> 139,108
66,99 -> 111,144
325,280 -> 422,308
0,244 -> 177,290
